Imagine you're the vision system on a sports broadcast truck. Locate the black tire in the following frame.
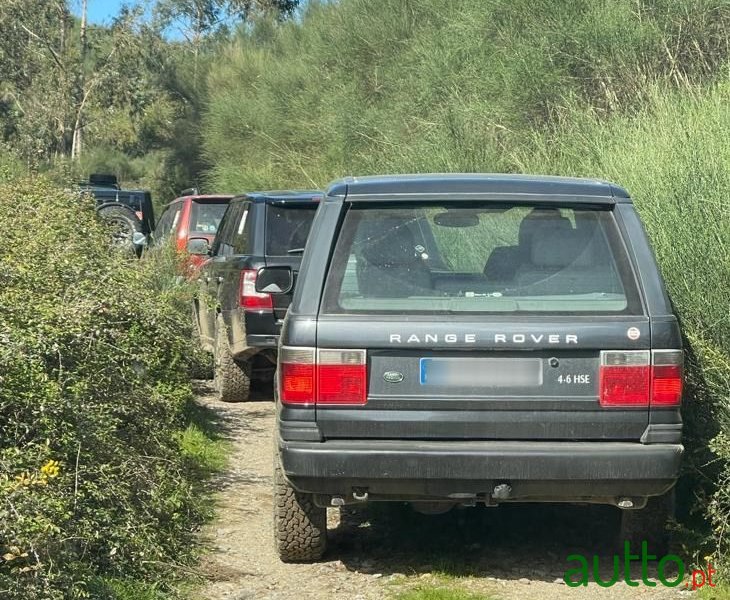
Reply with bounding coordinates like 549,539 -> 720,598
96,205 -> 144,256
273,451 -> 327,563
213,316 -> 251,402
618,491 -> 674,556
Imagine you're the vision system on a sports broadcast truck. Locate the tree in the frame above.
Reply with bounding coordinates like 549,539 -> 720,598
154,0 -> 299,87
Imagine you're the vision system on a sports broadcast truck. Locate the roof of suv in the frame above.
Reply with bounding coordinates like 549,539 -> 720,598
237,190 -> 323,204
326,174 -> 631,203
181,194 -> 234,201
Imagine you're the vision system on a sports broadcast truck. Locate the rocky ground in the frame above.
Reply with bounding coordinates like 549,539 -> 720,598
194,381 -> 693,600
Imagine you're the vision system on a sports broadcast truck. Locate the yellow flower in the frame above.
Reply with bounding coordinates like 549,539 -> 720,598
14,472 -> 31,486
40,460 -> 60,478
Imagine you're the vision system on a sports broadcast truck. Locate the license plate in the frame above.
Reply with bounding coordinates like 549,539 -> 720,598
419,357 -> 543,387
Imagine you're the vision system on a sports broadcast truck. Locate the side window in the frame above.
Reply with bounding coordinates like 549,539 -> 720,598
232,203 -> 252,255
153,201 -> 181,244
212,203 -> 242,257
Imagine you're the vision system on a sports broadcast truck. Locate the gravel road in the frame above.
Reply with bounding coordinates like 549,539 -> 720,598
194,381 -> 691,600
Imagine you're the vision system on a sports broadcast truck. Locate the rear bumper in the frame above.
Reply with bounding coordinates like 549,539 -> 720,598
245,333 -> 279,348
279,439 -> 683,502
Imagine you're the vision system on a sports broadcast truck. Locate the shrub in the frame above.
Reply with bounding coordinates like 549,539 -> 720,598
0,176 -> 212,599
511,84 -> 730,563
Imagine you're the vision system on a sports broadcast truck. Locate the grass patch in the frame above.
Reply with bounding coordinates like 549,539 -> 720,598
89,578 -> 168,600
701,583 -> 730,600
177,399 -> 229,474
394,585 -> 496,600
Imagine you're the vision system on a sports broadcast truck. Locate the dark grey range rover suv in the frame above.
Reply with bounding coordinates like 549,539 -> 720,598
267,174 -> 683,562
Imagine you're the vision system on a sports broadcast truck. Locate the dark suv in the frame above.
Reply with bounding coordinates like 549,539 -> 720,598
271,174 -> 684,562
78,174 -> 155,253
193,191 -> 321,402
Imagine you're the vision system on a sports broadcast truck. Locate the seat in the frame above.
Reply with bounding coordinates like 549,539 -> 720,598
356,218 -> 432,297
515,228 -> 609,295
484,208 -> 572,282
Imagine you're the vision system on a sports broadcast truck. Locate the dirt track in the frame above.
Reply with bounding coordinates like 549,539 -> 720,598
194,381 -> 690,600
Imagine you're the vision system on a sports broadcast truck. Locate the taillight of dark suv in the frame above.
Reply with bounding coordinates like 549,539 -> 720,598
279,347 -> 367,406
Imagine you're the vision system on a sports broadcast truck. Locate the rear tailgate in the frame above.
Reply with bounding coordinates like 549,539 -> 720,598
313,202 -> 651,442
315,317 -> 650,440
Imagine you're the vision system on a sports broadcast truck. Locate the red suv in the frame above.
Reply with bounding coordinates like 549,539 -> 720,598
154,192 -> 233,270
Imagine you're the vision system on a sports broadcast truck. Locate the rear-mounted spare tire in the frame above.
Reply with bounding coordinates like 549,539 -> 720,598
96,204 -> 144,257
273,450 -> 327,562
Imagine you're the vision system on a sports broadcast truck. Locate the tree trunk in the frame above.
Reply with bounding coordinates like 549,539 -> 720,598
59,2 -> 70,154
71,0 -> 88,161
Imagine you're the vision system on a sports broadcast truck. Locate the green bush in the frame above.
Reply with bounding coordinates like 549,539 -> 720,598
0,176 -> 214,599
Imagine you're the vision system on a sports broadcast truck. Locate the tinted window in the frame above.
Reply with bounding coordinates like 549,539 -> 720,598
153,201 -> 182,243
322,204 -> 641,315
265,205 -> 317,256
232,203 -> 252,255
190,200 -> 229,234
212,202 -> 244,257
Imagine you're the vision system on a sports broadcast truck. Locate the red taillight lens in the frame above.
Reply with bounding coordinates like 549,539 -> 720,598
599,350 -> 684,408
317,350 -> 367,405
279,347 -> 367,406
279,348 -> 315,405
651,350 -> 683,406
239,269 -> 273,312
599,351 -> 650,407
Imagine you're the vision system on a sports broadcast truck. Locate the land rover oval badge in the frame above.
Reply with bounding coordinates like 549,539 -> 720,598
383,371 -> 404,383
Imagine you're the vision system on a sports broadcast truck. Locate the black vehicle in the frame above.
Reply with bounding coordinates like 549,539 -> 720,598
192,191 -> 322,402
269,174 -> 684,562
79,173 -> 155,253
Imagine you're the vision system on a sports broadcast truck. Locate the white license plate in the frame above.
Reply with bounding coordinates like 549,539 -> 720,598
419,357 -> 543,387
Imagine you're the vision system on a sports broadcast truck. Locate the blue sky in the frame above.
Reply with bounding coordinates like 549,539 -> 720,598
72,1 -> 140,25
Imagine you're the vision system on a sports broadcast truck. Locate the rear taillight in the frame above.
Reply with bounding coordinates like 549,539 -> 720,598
599,350 -> 683,408
279,347 -> 315,405
651,350 -> 683,406
279,347 -> 367,406
599,351 -> 650,407
239,269 -> 273,312
317,350 -> 367,405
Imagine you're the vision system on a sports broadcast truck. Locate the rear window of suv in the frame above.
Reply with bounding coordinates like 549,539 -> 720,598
190,199 -> 229,234
266,204 -> 318,256
321,203 -> 642,314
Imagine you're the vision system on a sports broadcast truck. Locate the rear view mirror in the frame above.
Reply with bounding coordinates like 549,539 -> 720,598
256,266 -> 293,294
187,237 -> 210,256
433,213 -> 479,227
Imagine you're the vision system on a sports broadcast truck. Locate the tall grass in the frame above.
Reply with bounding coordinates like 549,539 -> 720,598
204,0 -> 730,191
512,85 -> 730,558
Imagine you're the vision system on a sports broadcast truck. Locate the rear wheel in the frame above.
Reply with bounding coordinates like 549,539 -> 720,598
273,451 -> 327,563
213,316 -> 251,402
618,490 -> 674,556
